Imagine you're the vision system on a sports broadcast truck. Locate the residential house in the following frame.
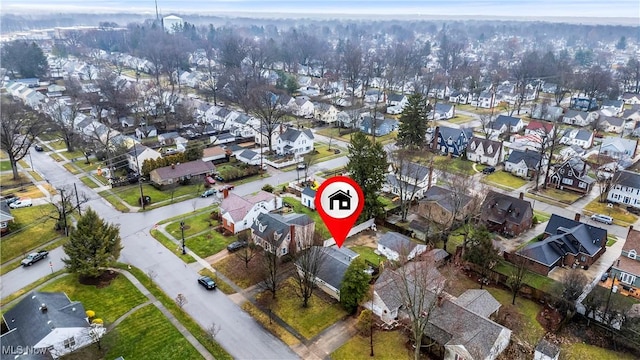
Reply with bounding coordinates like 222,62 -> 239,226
625,106 -> 640,124
534,339 -> 561,360
417,185 -> 474,227
364,89 -> 384,104
607,170 -> 640,210
598,115 -> 625,134
525,120 -> 555,137
531,104 -> 564,122
311,246 -> 359,300
509,133 -> 544,152
236,149 -> 262,166
599,137 -> 638,159
301,187 -> 316,210
276,127 -> 314,156
372,265 -> 511,360
313,103 -> 338,124
448,91 -> 470,104
634,122 -> 640,138
384,162 -> 436,201
251,212 -> 314,257
490,115 -> 524,136
559,145 -> 587,160
570,97 -> 598,112
562,110 -> 595,126
149,160 -> 216,187
433,103 -> 455,120
210,132 -> 236,145
546,158 -> 595,195
360,117 -> 399,136
158,132 -> 180,146
135,124 -> 158,139
480,191 -> 533,236
126,144 -> 161,173
610,228 -> 640,290
504,149 -> 545,179
466,137 -> 503,166
220,191 -> 282,234
1,291 -> 100,359
601,99 -> 625,116
559,128 -> 594,149
516,214 -> 607,275
475,91 -> 496,109
336,111 -> 356,128
386,93 -> 409,108
228,113 -> 258,138
292,97 -> 314,117
0,200 -> 14,234
622,92 -> 640,105
541,83 -> 558,93
202,146 -> 228,163
377,231 -> 427,262
433,126 -> 473,157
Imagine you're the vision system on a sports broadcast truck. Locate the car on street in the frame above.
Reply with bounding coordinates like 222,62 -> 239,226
198,276 -> 217,290
482,166 -> 496,174
21,250 -> 49,266
297,163 -> 306,170
34,144 -> 44,152
9,198 -> 33,208
220,184 -> 235,191
227,241 -> 247,252
201,188 -> 216,197
591,214 -> 613,225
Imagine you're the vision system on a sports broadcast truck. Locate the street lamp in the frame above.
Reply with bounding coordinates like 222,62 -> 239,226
180,221 -> 186,255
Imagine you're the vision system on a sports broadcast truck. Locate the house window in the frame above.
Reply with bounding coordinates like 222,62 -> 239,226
580,256 -> 587,262
562,178 -> 573,185
63,337 -> 76,349
578,182 -> 586,189
454,354 -> 466,360
282,247 -> 287,255
629,250 -> 637,260
620,272 -> 637,285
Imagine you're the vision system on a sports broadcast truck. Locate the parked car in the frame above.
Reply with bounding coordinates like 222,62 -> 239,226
482,166 -> 496,174
21,250 -> 48,266
591,214 -> 613,225
34,144 -> 44,152
220,184 -> 235,191
198,276 -> 216,290
201,189 -> 216,197
1,194 -> 19,205
214,175 -> 225,182
9,198 -> 32,208
297,163 -> 306,170
227,241 -> 247,252
601,272 -> 609,282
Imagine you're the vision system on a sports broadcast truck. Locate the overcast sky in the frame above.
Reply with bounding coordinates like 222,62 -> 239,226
1,0 -> 639,19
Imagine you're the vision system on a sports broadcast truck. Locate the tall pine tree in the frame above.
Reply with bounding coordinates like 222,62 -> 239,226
63,208 -> 122,278
340,257 -> 371,313
397,94 -> 429,149
347,132 -> 388,219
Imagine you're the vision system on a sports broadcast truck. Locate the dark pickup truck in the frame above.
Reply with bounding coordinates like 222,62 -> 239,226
21,250 -> 49,267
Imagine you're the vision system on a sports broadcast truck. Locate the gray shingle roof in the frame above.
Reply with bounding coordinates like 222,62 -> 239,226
493,115 -> 521,129
438,126 -> 472,143
506,149 -> 542,168
378,232 -> 417,254
302,187 -> 316,197
251,213 -> 313,247
468,137 -> 502,157
481,191 -> 532,226
420,185 -> 472,213
279,127 -> 314,142
615,170 -> 640,189
535,339 -> 560,357
453,289 -> 501,318
151,160 -> 216,181
314,246 -> 359,289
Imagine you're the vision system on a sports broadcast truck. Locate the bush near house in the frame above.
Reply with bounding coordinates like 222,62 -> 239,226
217,163 -> 260,181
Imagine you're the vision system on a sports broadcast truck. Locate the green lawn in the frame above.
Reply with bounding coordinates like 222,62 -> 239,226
267,279 -> 347,340
308,143 -> 347,163
198,268 -> 236,295
103,305 -> 204,360
561,343 -> 637,360
446,114 -> 475,124
428,155 -> 475,176
166,211 -> 217,238
29,171 -> 43,181
63,163 -> 82,175
241,302 -> 300,346
115,183 -> 204,208
62,150 -> 87,160
284,197 -> 331,239
80,175 -> 101,189
533,210 -> 551,223
1,205 -> 60,264
50,152 -> 65,162
99,191 -> 130,212
493,260 -> 557,293
150,229 -> 196,263
349,246 -> 382,266
185,230 -> 236,258
584,198 -> 638,225
534,187 -> 583,204
332,331 -> 410,360
485,286 -> 546,346
607,236 -> 617,247
40,273 -> 148,324
0,161 -> 11,171
48,140 -> 67,150
482,171 -> 529,190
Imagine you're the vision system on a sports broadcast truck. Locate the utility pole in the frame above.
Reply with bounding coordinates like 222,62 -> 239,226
604,273 -> 618,323
73,183 -> 82,216
59,188 -> 68,236
180,221 -> 186,255
133,144 -> 146,210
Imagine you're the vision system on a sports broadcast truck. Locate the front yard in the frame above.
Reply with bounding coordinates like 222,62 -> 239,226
583,198 -> 638,225
331,330 -> 410,360
1,205 -> 60,265
532,187 -> 583,204
481,171 -> 529,190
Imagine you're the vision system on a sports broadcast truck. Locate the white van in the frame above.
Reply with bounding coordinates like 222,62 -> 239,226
591,214 -> 613,225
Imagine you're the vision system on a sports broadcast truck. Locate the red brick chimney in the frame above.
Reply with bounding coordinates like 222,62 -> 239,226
574,213 -> 581,222
222,188 -> 229,198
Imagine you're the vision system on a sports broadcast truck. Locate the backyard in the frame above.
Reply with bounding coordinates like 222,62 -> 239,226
331,331 -> 411,360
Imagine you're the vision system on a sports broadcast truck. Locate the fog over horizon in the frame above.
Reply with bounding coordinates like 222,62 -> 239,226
1,0 -> 639,25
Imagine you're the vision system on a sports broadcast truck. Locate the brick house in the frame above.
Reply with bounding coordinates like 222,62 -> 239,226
251,212 -> 314,257
610,227 -> 640,291
149,160 -> 216,187
479,191 -> 533,236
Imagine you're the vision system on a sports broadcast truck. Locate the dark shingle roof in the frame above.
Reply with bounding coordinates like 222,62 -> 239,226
151,160 -> 216,181
438,126 -> 472,142
420,185 -> 472,213
481,191 -> 532,226
493,115 -> 521,129
506,149 -> 542,168
302,187 -> 316,197
279,128 -> 314,142
251,213 -> 313,247
535,339 -> 560,357
378,232 -> 417,254
468,137 -> 502,157
615,170 -> 640,189
314,246 -> 359,289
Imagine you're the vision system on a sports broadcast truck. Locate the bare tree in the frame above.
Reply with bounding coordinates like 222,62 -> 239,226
342,40 -> 363,101
536,120 -> 562,191
249,85 -> 287,153
507,256 -> 529,305
175,293 -> 188,308
478,114 -> 495,139
207,322 -> 221,342
46,185 -> 89,233
43,99 -> 82,152
293,246 -> 327,308
0,98 -> 45,179
260,233 -> 283,299
555,269 -> 588,330
235,232 -> 257,268
389,149 -> 431,222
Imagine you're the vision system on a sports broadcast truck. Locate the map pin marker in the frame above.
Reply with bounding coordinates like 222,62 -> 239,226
315,176 -> 364,248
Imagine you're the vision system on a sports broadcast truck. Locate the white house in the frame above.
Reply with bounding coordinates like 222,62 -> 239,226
562,110 -> 595,126
384,162 -> 436,201
163,15 -> 184,33
598,115 -> 625,134
1,291 -> 103,359
504,149 -> 545,179
474,91 -> 495,109
292,97 -> 315,117
135,125 -> 158,139
433,103 -> 455,120
301,187 -> 316,209
377,232 -> 427,262
559,128 -> 594,149
126,144 -> 162,173
599,137 -> 638,159
276,128 -> 314,156
466,137 -> 503,166
490,115 -> 524,136
220,191 -> 282,234
313,102 -> 339,124
607,170 -> 640,210
236,149 -> 262,166
622,92 -> 640,105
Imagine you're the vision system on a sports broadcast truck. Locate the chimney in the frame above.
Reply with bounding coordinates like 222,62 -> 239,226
629,225 -> 635,236
223,188 -> 229,199
171,163 -> 175,169
519,192 -> 524,200
574,213 -> 581,222
290,225 -> 295,245
40,303 -> 48,313
437,295 -> 444,307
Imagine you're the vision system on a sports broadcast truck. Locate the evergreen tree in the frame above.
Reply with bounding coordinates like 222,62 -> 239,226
347,132 -> 389,219
1,41 -> 48,78
397,94 -> 428,149
63,208 -> 122,278
340,257 -> 371,313
463,227 -> 498,289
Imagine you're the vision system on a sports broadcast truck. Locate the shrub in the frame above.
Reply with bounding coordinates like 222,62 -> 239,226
532,216 -> 539,225
356,309 -> 373,336
92,318 -> 103,325
86,310 -> 95,318
261,184 -> 274,193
